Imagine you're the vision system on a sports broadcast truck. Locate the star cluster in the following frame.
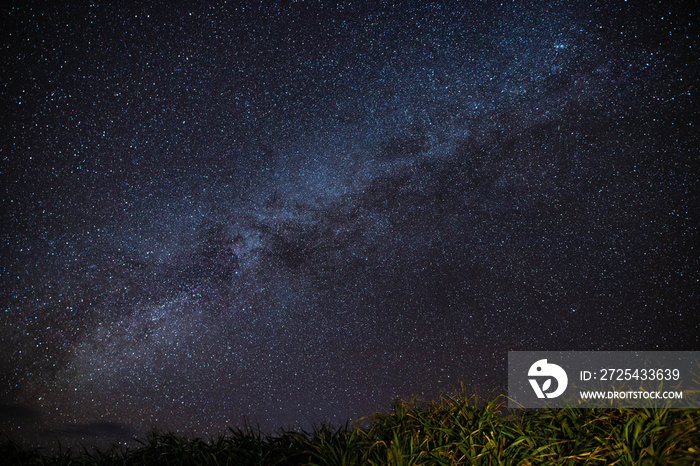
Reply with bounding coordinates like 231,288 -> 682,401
1,0 -> 697,449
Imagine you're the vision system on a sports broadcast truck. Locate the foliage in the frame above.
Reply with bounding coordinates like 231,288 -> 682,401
2,392 -> 699,465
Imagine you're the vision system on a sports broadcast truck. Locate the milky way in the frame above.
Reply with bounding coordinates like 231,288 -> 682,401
1,0 -> 697,449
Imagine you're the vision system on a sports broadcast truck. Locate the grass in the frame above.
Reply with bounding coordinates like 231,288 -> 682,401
2,392 -> 699,465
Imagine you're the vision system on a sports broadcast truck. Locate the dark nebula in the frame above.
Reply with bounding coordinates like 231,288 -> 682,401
1,0 -> 697,450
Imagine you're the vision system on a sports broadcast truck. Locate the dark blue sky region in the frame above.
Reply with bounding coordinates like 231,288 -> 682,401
1,0 -> 697,450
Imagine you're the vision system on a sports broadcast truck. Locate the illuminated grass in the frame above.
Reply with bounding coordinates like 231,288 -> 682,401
2,392 -> 699,465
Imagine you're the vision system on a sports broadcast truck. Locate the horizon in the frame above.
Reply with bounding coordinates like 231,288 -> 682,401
1,0 -> 697,452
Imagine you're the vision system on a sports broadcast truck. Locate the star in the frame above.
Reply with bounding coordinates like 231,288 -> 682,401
1,0 -> 696,451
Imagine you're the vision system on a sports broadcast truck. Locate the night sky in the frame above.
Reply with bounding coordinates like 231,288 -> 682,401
1,0 -> 697,450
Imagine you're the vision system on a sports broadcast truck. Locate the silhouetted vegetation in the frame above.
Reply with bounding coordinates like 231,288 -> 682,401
3,391 -> 698,465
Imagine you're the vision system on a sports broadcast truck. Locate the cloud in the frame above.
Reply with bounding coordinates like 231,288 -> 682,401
0,403 -> 41,420
49,421 -> 136,439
